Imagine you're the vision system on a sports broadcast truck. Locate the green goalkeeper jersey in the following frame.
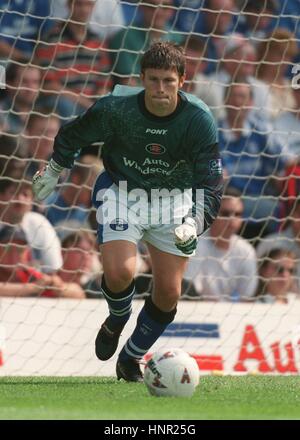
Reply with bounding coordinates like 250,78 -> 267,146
52,85 -> 223,232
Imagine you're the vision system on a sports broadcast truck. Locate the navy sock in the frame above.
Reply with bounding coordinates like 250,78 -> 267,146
101,277 -> 135,328
118,296 -> 177,361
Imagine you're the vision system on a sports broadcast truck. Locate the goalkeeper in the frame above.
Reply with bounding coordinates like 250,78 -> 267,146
32,41 -> 223,382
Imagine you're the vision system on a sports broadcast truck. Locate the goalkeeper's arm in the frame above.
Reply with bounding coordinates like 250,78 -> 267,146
32,98 -> 108,200
174,145 -> 224,255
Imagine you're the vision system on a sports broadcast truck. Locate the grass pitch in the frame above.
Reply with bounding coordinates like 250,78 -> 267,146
0,376 -> 300,420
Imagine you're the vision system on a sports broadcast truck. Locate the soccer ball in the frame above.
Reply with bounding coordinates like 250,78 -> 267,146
144,348 -> 199,397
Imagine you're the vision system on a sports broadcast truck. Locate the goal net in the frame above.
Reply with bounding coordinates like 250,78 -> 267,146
1,0 -> 300,376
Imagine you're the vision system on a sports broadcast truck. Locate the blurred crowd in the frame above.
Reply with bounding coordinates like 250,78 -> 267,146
1,0 -> 300,303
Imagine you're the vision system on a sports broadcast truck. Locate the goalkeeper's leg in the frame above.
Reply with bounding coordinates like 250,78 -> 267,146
116,242 -> 188,382
95,241 -> 137,361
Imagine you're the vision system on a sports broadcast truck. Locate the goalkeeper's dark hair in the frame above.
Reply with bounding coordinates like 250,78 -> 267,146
141,41 -> 186,77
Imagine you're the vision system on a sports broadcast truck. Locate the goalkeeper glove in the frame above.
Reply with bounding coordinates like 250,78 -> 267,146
32,159 -> 64,201
174,217 -> 198,255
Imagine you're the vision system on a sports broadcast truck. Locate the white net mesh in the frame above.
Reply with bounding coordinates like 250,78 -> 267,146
0,0 -> 300,375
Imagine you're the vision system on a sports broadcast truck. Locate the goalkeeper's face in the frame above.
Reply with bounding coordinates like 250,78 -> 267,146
141,68 -> 185,117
